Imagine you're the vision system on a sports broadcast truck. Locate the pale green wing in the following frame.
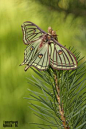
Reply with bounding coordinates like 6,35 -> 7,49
25,43 -> 49,71
21,21 -> 46,45
49,40 -> 77,70
20,38 -> 42,66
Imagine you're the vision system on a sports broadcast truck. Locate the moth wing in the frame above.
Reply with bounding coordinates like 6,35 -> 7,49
21,21 -> 47,45
49,39 -> 77,70
25,43 -> 49,71
20,38 -> 42,66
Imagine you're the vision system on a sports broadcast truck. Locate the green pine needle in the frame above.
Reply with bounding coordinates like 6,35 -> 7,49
26,48 -> 86,129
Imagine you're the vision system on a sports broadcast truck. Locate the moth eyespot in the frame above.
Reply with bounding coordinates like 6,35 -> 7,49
33,29 -> 36,33
30,46 -> 34,51
58,50 -> 63,55
38,54 -> 43,58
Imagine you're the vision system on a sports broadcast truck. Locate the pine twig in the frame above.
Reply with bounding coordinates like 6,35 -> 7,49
54,73 -> 69,129
27,52 -> 86,129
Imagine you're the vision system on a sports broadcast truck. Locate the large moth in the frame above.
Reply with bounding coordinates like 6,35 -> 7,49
20,21 -> 77,71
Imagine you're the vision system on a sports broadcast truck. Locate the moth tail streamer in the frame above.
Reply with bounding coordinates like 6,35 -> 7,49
24,65 -> 30,71
19,62 -> 25,66
19,62 -> 30,71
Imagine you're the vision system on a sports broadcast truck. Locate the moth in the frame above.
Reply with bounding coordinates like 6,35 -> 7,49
20,21 -> 77,71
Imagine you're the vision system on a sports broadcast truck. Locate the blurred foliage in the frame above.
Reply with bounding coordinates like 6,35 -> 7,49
0,0 -> 86,129
33,0 -> 86,17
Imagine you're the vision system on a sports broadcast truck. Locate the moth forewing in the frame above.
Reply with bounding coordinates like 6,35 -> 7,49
21,21 -> 46,45
20,38 -> 42,66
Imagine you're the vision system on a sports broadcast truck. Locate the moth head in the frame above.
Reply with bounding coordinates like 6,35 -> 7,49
52,30 -> 57,40
48,27 -> 52,34
52,30 -> 56,36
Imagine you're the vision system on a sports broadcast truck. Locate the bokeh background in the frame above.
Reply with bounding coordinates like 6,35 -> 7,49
0,0 -> 86,129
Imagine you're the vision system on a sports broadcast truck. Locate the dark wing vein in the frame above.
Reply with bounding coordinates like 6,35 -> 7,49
21,21 -> 47,44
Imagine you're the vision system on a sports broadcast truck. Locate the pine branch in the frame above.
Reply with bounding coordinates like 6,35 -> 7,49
26,48 -> 86,129
54,73 -> 69,129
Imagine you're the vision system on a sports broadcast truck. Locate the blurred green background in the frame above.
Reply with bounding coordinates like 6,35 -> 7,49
0,0 -> 86,129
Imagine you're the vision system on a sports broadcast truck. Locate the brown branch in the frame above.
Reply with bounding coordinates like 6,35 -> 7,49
54,73 -> 69,129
